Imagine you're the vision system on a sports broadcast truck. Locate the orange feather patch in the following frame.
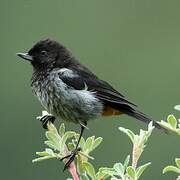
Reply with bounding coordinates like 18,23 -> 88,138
102,106 -> 122,116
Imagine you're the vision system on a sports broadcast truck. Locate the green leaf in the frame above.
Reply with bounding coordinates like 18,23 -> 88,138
36,151 -> 50,157
82,162 -> 96,180
32,155 -> 55,163
80,174 -> 90,180
124,155 -> 130,169
59,123 -> 65,136
80,136 -> 86,149
119,127 -> 135,142
76,156 -> 85,175
45,132 -> 61,151
100,167 -> 116,176
127,166 -> 136,179
167,115 -> 177,129
61,131 -> 76,150
113,163 -> 124,176
148,121 -> 154,131
46,131 -> 59,143
176,158 -> 180,168
68,142 -> 75,151
44,140 -> 58,150
174,105 -> 180,111
158,121 -> 174,130
45,121 -> 58,134
111,177 -> 119,180
35,149 -> 56,159
45,148 -> 54,155
163,166 -> 180,174
176,129 -> 180,136
136,162 -> 151,179
78,151 -> 94,160
84,137 -> 94,152
96,167 -> 111,179
91,137 -> 103,151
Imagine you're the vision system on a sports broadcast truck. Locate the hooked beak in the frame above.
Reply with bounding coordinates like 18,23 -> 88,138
16,52 -> 33,62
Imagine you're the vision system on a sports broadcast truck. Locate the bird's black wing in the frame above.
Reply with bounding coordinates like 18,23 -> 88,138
58,66 -> 137,107
58,66 -> 165,131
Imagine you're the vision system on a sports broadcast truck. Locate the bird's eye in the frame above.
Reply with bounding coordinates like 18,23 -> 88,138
40,50 -> 47,56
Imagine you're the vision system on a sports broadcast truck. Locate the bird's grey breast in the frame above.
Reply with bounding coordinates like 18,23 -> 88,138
31,68 -> 103,123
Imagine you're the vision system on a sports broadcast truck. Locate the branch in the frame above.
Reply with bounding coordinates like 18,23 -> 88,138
68,162 -> 79,180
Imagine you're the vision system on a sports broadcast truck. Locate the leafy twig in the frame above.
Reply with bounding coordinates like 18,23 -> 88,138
33,111 -> 79,180
163,158 -> 180,180
33,111 -> 103,180
161,106 -> 180,180
119,122 -> 154,170
158,114 -> 180,136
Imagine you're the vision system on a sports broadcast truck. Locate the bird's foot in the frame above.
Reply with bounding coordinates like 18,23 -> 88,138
39,114 -> 56,129
61,147 -> 81,171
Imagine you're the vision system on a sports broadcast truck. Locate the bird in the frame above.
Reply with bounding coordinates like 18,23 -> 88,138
17,38 -> 164,170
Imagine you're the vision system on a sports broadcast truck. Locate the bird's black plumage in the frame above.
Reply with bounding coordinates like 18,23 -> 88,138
17,38 -> 165,130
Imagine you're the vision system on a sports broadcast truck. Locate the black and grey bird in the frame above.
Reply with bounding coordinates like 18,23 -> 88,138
17,38 -> 164,170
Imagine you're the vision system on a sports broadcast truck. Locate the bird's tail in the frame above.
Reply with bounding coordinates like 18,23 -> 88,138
127,110 -> 162,129
116,104 -> 167,133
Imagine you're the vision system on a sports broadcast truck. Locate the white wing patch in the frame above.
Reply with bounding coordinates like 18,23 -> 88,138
57,68 -> 78,78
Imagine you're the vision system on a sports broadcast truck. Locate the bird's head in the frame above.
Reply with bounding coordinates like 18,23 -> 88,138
17,38 -> 72,70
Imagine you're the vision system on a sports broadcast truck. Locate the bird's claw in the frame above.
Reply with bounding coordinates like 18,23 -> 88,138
39,115 -> 56,129
61,147 -> 81,171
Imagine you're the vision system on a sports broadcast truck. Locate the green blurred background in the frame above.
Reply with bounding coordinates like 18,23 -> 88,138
1,0 -> 180,179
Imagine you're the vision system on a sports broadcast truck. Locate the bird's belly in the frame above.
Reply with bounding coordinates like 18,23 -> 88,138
32,79 -> 103,123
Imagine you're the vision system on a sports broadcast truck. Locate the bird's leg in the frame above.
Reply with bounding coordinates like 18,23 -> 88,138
61,122 -> 87,171
39,114 -> 56,129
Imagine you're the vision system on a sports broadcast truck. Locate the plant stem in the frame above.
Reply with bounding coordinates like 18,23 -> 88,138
132,144 -> 142,169
132,145 -> 138,169
69,162 -> 79,180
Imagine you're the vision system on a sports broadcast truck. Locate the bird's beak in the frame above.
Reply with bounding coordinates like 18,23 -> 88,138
16,52 -> 33,62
